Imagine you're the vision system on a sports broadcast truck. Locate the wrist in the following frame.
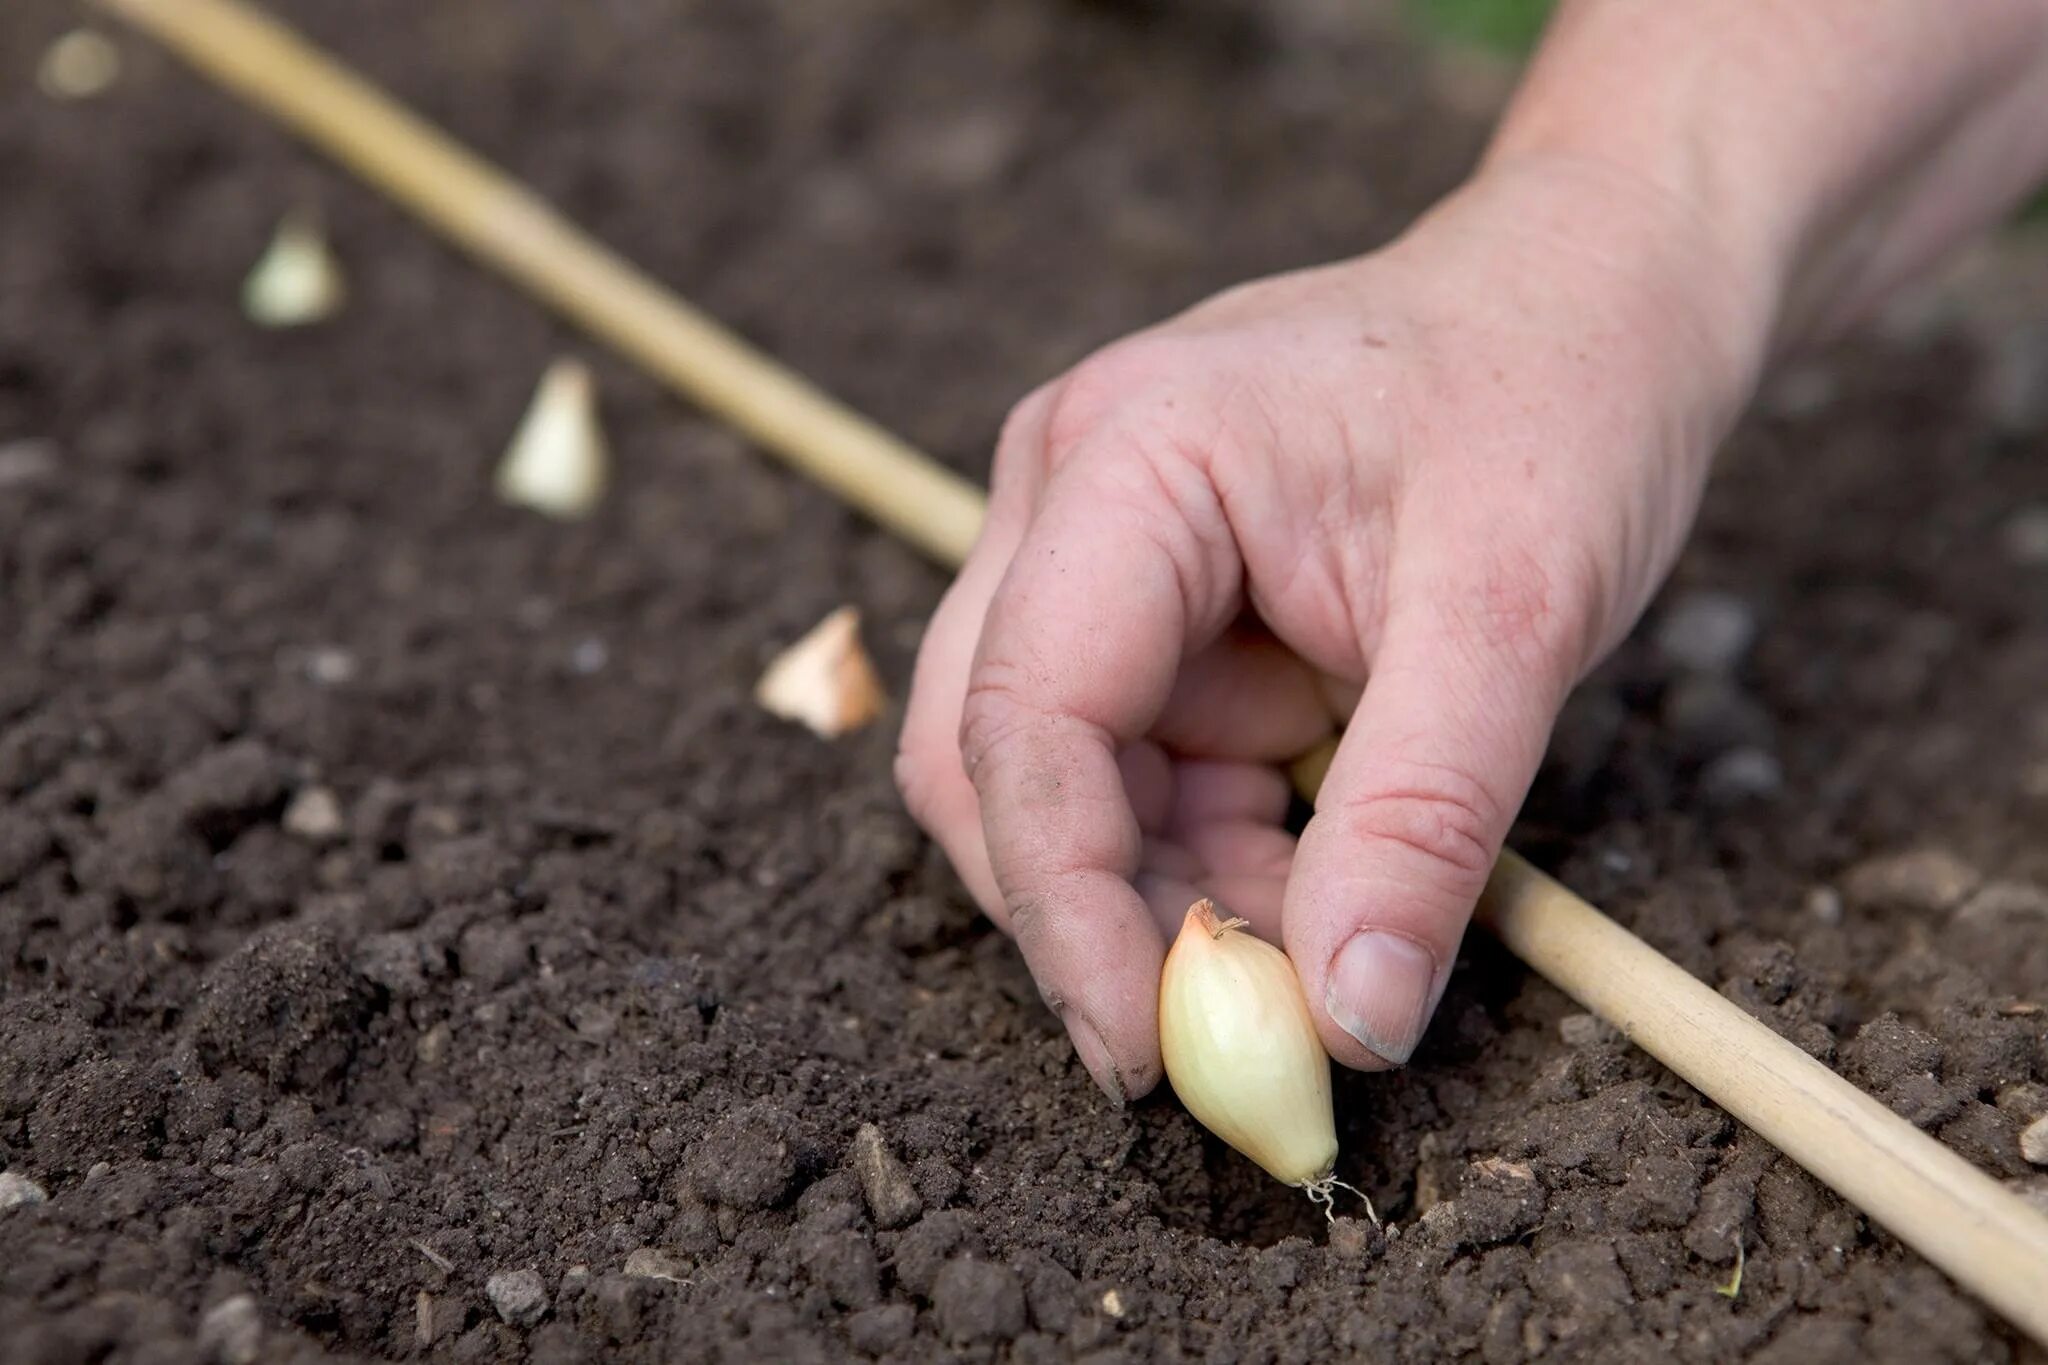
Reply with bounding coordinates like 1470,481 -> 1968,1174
1479,0 -> 2048,352
1397,154 -> 1778,446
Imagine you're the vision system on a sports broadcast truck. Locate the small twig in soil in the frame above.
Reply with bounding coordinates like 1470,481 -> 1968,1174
409,1240 -> 455,1274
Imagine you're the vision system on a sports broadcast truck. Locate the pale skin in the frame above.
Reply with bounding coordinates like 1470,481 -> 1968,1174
896,0 -> 2048,1100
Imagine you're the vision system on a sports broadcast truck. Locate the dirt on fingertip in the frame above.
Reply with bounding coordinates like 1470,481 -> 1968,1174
3,1 -> 2047,1362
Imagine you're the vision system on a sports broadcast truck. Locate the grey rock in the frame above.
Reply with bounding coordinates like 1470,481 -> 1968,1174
485,1268 -> 549,1328
1558,1014 -> 1618,1048
1699,747 -> 1783,804
0,439 -> 57,490
282,787 -> 345,842
1653,590 -> 1756,674
2002,505 -> 2048,567
197,1294 -> 262,1365
0,1171 -> 49,1210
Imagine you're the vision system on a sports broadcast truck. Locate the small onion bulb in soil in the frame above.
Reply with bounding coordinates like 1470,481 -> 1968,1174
1159,900 -> 1375,1223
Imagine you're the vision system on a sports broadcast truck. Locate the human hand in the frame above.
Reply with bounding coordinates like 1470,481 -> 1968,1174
895,161 -> 1769,1099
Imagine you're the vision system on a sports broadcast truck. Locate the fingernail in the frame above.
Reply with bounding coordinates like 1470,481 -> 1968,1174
1060,1010 -> 1126,1105
1324,932 -> 1443,1065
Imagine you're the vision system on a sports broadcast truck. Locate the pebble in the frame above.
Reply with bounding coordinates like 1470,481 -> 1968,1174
2003,506 -> 2048,567
485,1268 -> 549,1328
304,646 -> 359,686
850,1122 -> 923,1230
0,1171 -> 49,1210
569,638 -> 609,675
2022,1116 -> 2048,1167
1653,590 -> 1756,674
622,1248 -> 687,1282
1841,848 -> 1981,914
37,29 -> 120,100
1805,887 -> 1844,926
282,787 -> 345,843
0,439 -> 57,490
1699,747 -> 1783,804
197,1294 -> 262,1365
1558,1013 -> 1618,1048
931,1258 -> 1026,1345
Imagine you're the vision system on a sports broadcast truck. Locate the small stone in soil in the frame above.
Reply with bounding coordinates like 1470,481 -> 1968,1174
932,1257 -> 1026,1345
2021,1115 -> 2048,1166
197,1293 -> 262,1365
2003,506 -> 2048,566
304,646 -> 359,686
0,439 -> 57,489
282,786 -> 345,842
1558,1014 -> 1618,1048
850,1122 -> 922,1229
622,1248 -> 686,1282
0,1171 -> 49,1210
1653,590 -> 1756,674
1699,747 -> 1782,804
1840,848 -> 1980,915
1805,886 -> 1844,925
486,1269 -> 549,1328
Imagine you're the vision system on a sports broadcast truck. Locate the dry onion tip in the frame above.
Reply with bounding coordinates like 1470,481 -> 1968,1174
242,211 -> 346,328
1159,899 -> 1376,1224
494,357 -> 609,519
38,29 -> 121,101
754,606 -> 886,739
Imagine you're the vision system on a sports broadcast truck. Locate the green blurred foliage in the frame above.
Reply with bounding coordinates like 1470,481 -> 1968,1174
1403,0 -> 1555,56
1405,0 -> 2048,234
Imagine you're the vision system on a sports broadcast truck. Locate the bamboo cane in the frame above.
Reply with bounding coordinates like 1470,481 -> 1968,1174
100,0 -> 2048,1344
96,0 -> 987,567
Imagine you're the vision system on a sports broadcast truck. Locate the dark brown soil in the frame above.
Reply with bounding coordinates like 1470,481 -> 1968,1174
4,1 -> 2047,1362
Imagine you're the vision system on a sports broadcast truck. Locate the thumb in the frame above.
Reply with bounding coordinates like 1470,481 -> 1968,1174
1283,562 -> 1581,1070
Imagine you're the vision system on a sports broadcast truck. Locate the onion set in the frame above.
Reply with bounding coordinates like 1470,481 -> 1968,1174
1160,900 -> 1373,1222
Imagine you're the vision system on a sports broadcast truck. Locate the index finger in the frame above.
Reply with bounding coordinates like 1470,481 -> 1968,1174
962,449 -> 1239,1100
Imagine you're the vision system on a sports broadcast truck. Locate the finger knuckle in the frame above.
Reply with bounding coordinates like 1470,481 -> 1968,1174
957,665 -> 1040,785
1043,338 -> 1211,462
1331,764 -> 1500,890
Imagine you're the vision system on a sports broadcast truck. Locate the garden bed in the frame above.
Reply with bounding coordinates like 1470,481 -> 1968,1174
3,0 -> 2046,1360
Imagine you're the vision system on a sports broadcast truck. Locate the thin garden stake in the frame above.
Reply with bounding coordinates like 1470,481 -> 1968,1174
101,0 -> 2048,1343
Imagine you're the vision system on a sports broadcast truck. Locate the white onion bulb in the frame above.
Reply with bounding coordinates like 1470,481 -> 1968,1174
1160,901 -> 1372,1220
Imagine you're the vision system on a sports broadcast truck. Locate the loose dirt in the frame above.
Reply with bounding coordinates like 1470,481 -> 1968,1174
3,1 -> 2046,1361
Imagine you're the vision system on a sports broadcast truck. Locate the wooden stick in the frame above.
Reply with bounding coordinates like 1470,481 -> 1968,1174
1480,852 -> 2048,1345
95,0 -> 988,568
104,0 -> 2048,1342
